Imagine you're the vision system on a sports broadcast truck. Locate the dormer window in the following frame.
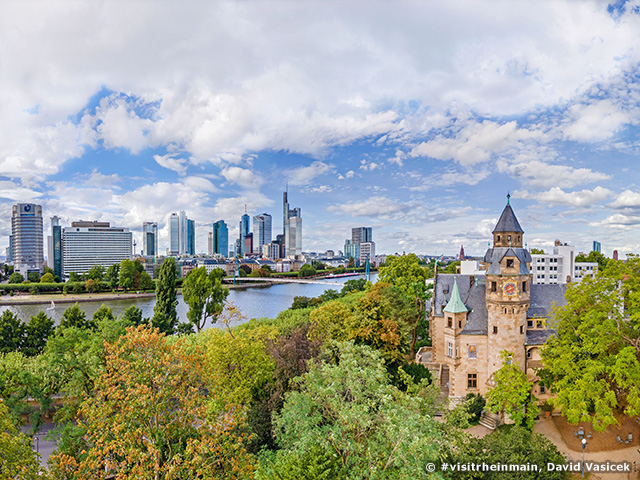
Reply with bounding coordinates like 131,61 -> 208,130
508,235 -> 512,243
497,235 -> 501,242
506,259 -> 514,268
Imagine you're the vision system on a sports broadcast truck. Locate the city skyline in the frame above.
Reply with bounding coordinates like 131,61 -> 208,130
2,2 -> 640,257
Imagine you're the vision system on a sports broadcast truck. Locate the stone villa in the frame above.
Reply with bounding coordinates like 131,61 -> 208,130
419,199 -> 566,406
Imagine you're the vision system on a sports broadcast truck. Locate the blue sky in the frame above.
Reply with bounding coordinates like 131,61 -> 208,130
2,0 -> 640,257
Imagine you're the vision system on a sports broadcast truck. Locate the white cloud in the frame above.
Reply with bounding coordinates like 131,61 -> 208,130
359,159 -> 380,171
515,186 -> 612,207
220,166 -> 264,189
563,99 -> 633,142
589,214 -> 640,230
286,161 -> 334,186
153,154 -> 189,175
497,158 -> 610,188
608,189 -> 640,209
328,196 -> 408,218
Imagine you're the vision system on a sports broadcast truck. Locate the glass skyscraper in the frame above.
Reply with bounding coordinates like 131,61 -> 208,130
213,220 -> 229,257
253,213 -> 272,254
12,203 -> 44,277
143,221 -> 158,257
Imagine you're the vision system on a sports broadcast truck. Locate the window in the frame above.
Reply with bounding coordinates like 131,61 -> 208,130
522,281 -> 527,293
447,317 -> 452,328
506,259 -> 514,268
540,385 -> 546,394
491,281 -> 497,292
447,342 -> 453,357
467,373 -> 477,389
527,349 -> 532,358
493,325 -> 498,334
505,356 -> 512,365
508,235 -> 512,243
527,320 -> 533,328
468,345 -> 477,358
497,235 -> 501,242
455,346 -> 459,358
458,320 -> 462,328
536,320 -> 543,328
517,236 -> 521,243
520,325 -> 524,334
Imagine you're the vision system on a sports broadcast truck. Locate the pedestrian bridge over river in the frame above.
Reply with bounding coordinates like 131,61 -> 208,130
224,277 -> 347,286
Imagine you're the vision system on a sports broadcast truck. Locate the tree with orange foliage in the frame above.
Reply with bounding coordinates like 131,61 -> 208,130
51,326 -> 253,480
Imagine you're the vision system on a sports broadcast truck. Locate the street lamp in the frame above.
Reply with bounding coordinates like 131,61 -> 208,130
581,438 -> 588,477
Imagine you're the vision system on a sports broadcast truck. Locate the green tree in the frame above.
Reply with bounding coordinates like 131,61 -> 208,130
93,304 -> 114,323
8,272 -> 24,284
340,278 -> 367,295
182,267 -> 229,332
120,305 -> 145,326
378,253 -> 430,357
269,342 -> 442,479
486,351 -> 538,429
153,257 -> 178,334
540,256 -> 640,431
23,311 -> 55,357
60,303 -> 96,330
39,272 -> 56,283
68,272 -> 81,282
575,250 -> 609,270
50,326 -> 254,479
0,400 -> 45,479
105,263 -> 120,290
86,265 -> 105,281
347,257 -> 355,268
138,270 -> 153,290
43,266 -> 54,276
118,259 -> 137,292
530,248 -> 545,254
27,271 -> 40,283
0,311 -> 25,354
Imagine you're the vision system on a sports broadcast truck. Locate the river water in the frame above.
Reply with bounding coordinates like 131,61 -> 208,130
0,273 -> 378,330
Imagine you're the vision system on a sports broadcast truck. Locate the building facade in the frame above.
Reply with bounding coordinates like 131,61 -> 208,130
283,191 -> 302,259
50,216 -> 63,278
62,222 -> 132,277
187,219 -> 195,255
213,220 -> 229,257
142,221 -> 158,257
253,213 -> 272,254
424,200 -> 564,407
169,213 -> 180,255
12,203 -> 44,277
530,240 -> 597,285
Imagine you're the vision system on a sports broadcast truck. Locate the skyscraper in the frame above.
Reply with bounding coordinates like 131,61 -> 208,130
213,220 -> 229,257
179,211 -> 187,254
143,221 -> 158,257
283,191 -> 302,259
253,213 -> 272,254
346,226 -> 374,266
592,241 -> 601,253
51,216 -> 62,278
169,213 -> 180,255
239,213 -> 250,256
351,227 -> 372,245
208,232 -> 214,256
12,203 -> 44,277
187,219 -> 196,255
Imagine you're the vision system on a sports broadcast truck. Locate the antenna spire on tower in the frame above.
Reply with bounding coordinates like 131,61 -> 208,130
245,204 -> 247,214
507,192 -> 511,205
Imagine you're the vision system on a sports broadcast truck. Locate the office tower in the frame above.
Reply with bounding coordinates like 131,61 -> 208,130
351,227 -> 372,245
213,220 -> 229,257
179,211 -> 188,254
283,191 -> 302,259
243,233 -> 254,257
12,203 -> 44,277
6,235 -> 12,263
253,213 -> 272,254
208,232 -> 214,256
239,213 -> 250,256
275,234 -> 285,259
592,241 -> 601,253
187,219 -> 195,255
613,250 -> 619,261
344,239 -> 360,264
169,213 -> 180,255
143,221 -> 158,257
51,216 -> 63,278
263,242 -> 280,260
62,221 -> 132,277
360,242 -> 376,266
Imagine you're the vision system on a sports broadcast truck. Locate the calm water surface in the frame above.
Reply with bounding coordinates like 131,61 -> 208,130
1,273 -> 378,330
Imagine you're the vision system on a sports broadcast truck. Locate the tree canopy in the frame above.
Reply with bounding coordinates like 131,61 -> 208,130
153,257 -> 178,334
182,267 -> 229,332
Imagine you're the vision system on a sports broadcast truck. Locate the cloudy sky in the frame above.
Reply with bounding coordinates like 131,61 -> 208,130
2,0 -> 640,257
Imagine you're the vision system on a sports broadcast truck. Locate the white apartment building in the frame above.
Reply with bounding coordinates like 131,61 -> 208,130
62,222 -> 132,277
359,241 -> 376,267
531,240 -> 597,284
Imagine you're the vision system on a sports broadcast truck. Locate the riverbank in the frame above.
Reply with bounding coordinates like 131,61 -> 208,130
0,281 -> 274,306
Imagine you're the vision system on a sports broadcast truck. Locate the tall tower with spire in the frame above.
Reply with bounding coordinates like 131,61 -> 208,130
482,195 -> 531,380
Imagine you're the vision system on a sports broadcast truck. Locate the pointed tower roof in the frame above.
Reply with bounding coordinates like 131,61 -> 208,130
443,279 -> 468,314
492,196 -> 524,233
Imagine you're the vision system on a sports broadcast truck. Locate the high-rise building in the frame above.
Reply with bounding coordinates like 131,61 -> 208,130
213,220 -> 229,257
592,241 -> 601,253
239,213 -> 250,256
169,213 -> 180,255
6,235 -> 12,263
179,211 -> 188,254
253,213 -> 272,254
283,191 -> 302,259
187,219 -> 196,255
143,222 -> 158,257
613,249 -> 619,261
263,242 -> 280,260
275,234 -> 285,259
62,221 -> 132,277
51,216 -> 62,278
208,232 -> 214,256
243,233 -> 254,257
344,239 -> 360,264
12,203 -> 44,277
351,227 -> 372,245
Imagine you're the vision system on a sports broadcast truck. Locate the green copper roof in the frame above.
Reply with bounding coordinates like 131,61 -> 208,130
443,279 -> 468,314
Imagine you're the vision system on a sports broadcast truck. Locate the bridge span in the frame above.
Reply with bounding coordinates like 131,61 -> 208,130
223,277 -> 345,286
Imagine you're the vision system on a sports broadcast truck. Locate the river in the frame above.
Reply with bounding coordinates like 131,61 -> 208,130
0,273 -> 378,330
